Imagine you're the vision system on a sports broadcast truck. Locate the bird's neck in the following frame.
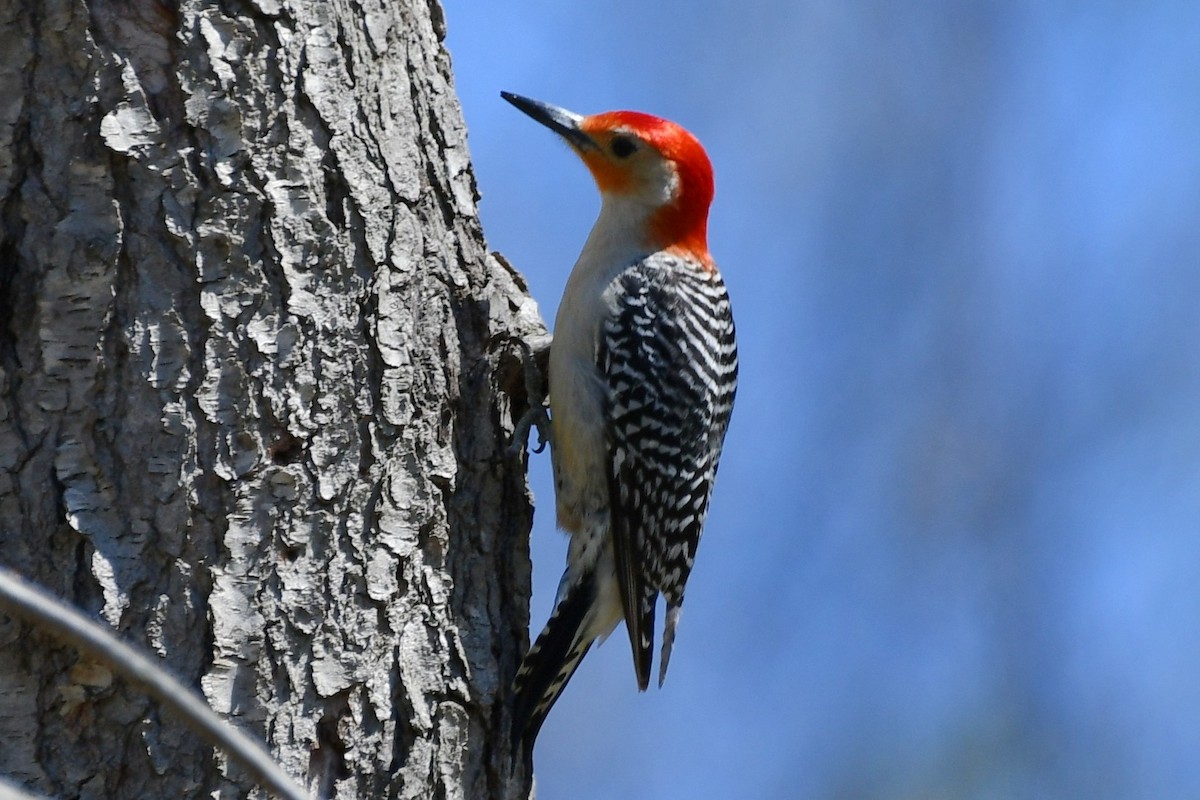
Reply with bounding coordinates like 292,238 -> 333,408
584,195 -> 657,261
588,193 -> 708,260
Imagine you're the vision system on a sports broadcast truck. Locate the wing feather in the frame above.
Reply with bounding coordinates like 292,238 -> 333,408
600,254 -> 737,690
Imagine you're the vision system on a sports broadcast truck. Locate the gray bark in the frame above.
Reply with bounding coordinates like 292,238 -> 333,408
0,1 -> 541,798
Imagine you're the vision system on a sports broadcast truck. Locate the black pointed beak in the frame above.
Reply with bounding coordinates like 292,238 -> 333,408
501,91 -> 597,152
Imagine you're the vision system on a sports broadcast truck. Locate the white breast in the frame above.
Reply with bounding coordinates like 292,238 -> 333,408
548,195 -> 653,533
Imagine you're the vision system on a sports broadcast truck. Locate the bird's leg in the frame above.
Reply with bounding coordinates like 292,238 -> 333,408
507,333 -> 552,457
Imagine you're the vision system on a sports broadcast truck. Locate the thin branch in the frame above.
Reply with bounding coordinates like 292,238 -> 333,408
0,565 -> 310,800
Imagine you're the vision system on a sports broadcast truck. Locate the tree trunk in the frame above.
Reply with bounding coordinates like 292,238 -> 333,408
0,1 -> 540,798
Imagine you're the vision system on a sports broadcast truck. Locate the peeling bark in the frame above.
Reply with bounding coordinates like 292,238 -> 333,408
0,1 -> 541,798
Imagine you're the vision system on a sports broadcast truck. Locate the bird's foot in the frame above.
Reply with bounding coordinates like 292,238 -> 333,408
504,334 -> 552,457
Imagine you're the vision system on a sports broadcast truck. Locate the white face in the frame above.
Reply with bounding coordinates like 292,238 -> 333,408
577,127 -> 680,210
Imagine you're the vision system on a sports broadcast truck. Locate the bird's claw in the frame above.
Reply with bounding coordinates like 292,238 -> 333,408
509,400 -> 551,457
505,334 -> 552,458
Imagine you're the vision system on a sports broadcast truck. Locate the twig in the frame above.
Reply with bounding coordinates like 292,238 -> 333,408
0,565 -> 310,800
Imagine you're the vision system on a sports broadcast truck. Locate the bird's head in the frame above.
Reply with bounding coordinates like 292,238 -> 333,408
502,91 -> 714,264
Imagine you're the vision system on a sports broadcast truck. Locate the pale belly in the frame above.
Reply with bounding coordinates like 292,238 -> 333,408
548,352 -> 610,534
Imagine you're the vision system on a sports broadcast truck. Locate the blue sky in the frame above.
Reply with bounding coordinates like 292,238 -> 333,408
447,3 -> 1200,797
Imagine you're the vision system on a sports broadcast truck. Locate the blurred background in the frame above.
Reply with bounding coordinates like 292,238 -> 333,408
447,3 -> 1200,797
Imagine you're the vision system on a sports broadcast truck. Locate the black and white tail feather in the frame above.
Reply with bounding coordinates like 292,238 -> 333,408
510,568 -> 598,755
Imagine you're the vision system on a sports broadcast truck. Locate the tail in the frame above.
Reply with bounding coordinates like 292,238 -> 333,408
511,569 -> 598,755
658,602 -> 683,688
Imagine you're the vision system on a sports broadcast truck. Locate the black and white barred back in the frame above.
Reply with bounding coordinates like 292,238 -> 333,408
602,251 -> 738,691
510,252 -> 736,754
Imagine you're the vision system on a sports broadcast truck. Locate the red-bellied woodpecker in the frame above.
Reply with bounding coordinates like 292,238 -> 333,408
502,92 -> 738,751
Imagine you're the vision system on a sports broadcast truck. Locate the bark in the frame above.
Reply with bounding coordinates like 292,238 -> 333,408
0,1 -> 541,798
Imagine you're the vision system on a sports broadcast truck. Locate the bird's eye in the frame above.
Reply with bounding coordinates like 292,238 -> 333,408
610,135 -> 637,158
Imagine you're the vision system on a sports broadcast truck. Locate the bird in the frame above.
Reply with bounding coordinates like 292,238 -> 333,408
501,91 -> 738,753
